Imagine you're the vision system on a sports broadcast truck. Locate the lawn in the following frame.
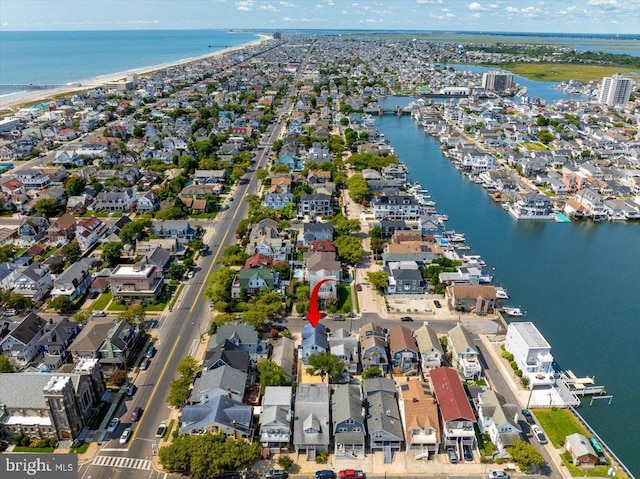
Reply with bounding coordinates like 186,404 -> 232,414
89,291 -> 112,311
560,452 -> 628,479
335,283 -> 353,314
143,285 -> 176,312
518,142 -> 549,151
533,408 -> 588,448
106,301 -> 128,312
13,447 -> 55,453
70,441 -> 91,454
481,62 -> 639,82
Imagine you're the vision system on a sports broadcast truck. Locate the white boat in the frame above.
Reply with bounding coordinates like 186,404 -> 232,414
495,287 -> 509,299
462,255 -> 486,266
503,307 -> 524,317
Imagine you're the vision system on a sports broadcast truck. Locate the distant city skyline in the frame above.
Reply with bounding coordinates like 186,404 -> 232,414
1,0 -> 640,34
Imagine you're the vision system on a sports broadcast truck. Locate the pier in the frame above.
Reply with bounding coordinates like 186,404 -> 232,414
0,83 -> 72,91
562,370 -> 607,396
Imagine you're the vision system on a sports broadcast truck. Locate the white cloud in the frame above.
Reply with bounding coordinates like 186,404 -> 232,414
282,16 -> 327,22
260,4 -> 279,12
417,0 -> 442,4
471,12 -> 480,18
279,1 -> 296,7
430,11 -> 456,19
236,1 -> 254,11
587,0 -> 618,5
468,2 -> 490,10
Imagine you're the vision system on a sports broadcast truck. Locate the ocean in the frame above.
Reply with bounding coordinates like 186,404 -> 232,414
0,29 -> 260,94
377,95 -> 640,476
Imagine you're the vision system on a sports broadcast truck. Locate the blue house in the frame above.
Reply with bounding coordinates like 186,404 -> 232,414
300,323 -> 329,364
278,151 -> 303,171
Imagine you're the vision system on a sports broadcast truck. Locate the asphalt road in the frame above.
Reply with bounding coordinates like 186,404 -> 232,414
78,101 -> 288,479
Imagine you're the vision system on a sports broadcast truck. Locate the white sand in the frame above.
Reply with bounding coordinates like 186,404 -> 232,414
0,35 -> 271,111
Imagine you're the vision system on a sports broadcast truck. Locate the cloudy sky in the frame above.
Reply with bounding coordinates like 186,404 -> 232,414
1,0 -> 639,34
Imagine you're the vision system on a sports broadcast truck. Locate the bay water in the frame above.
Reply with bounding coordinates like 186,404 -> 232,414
377,95 -> 640,476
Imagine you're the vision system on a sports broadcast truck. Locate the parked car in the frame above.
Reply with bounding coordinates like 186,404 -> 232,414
146,345 -> 155,358
130,407 -> 142,422
401,316 -> 413,322
521,408 -> 535,424
531,425 -> 548,444
265,470 -> 288,478
187,270 -> 195,279
338,470 -> 364,479
126,384 -> 136,396
315,471 -> 336,479
106,418 -> 120,433
92,310 -> 106,317
356,283 -> 362,291
434,300 -> 442,308
463,446 -> 473,462
447,448 -> 459,464
119,428 -> 132,444
140,358 -> 150,370
488,471 -> 509,479
155,424 -> 167,438
89,291 -> 99,299
332,314 -> 345,321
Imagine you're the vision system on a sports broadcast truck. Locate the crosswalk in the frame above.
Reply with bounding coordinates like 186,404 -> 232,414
92,455 -> 152,471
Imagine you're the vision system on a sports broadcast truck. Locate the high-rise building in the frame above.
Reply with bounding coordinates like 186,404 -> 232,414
598,74 -> 633,107
481,71 -> 514,92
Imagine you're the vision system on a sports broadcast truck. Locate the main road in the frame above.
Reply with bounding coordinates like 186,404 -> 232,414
78,109 -> 289,479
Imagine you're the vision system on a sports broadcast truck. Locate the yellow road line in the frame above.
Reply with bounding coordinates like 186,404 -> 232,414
131,335 -> 181,443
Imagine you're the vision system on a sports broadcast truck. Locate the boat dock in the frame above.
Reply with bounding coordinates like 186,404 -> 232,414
562,370 -> 606,396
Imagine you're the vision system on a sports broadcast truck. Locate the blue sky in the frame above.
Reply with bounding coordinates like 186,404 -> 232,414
1,0 -> 639,34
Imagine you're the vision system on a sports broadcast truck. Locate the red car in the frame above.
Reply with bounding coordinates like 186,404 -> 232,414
339,470 -> 364,479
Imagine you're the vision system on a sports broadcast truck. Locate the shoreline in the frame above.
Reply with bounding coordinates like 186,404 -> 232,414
0,34 -> 271,111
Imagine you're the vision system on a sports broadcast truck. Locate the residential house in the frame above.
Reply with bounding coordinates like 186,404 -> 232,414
277,150 -> 303,171
399,380 -> 440,459
309,240 -> 336,253
504,322 -> 555,387
46,212 -> 76,245
0,359 -> 105,441
299,193 -> 333,218
108,260 -> 165,300
50,258 -> 94,300
244,253 -> 273,269
94,188 -> 137,212
477,390 -> 522,455
246,218 -> 290,261
36,318 -> 80,371
328,328 -> 359,376
332,384 -> 366,458
212,322 -> 263,360
259,386 -> 293,452
300,322 -> 329,365
305,251 -> 340,306
445,284 -> 497,314
135,238 -> 179,256
152,220 -> 197,243
430,366 -> 477,454
293,383 -> 331,459
194,169 -> 227,185
382,242 -> 443,266
16,170 -> 51,191
68,317 -> 138,377
179,395 -> 253,438
447,324 -> 482,380
301,222 -> 335,246
202,340 -> 250,373
17,215 -> 50,246
262,189 -> 294,210
144,246 -> 172,272
0,312 -> 46,369
308,170 -> 331,185
136,190 -> 159,213
75,217 -> 108,250
363,377 -> 404,459
565,433 -> 598,467
379,220 -> 409,241
271,336 -> 296,381
359,334 -> 389,374
188,365 -> 248,404
574,188 -> 607,220
12,261 -> 53,303
385,261 -> 425,295
388,325 -> 420,375
231,266 -> 275,299
414,324 -> 444,370
373,195 -> 422,221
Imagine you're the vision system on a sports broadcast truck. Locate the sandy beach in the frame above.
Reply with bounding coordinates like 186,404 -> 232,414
0,34 -> 271,111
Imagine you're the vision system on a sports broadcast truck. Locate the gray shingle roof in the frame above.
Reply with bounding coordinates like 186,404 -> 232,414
0,372 -> 81,409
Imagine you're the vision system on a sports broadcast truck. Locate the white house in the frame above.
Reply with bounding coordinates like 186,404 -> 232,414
477,390 -> 522,455
505,322 -> 555,387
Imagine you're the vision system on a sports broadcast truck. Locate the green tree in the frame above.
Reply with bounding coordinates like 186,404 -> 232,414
177,355 -> 199,379
119,218 -> 152,245
370,237 -> 385,256
507,440 -> 545,472
538,131 -> 554,145
65,176 -> 86,196
366,271 -> 389,291
331,213 -> 361,236
33,198 -> 59,217
346,173 -> 369,203
361,367 -> 383,379
50,296 -> 74,314
118,303 -> 146,324
167,376 -> 192,409
369,225 -> 382,239
155,207 -> 185,220
0,356 -> 14,373
73,309 -> 91,325
62,241 -> 82,264
306,351 -> 344,383
335,235 -> 364,266
6,293 -> 30,311
277,455 -> 294,470
256,360 -> 289,393
101,242 -> 123,267
168,263 -> 186,281
256,169 -> 269,181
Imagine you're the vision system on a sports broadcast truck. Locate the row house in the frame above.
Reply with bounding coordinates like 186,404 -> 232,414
385,261 -> 426,295
36,318 -> 80,372
332,384 -> 366,458
12,262 -> 53,303
18,215 -> 50,246
359,324 -> 389,374
259,386 -> 293,453
293,383 -> 331,460
16,170 -> 51,191
413,324 -> 444,370
447,324 -> 482,380
50,258 -> 94,300
300,322 -> 329,365
299,193 -> 333,218
328,328 -> 359,376
399,380 -> 440,459
363,378 -> 404,461
46,212 -> 76,245
388,324 -> 419,375
373,195 -> 422,221
152,220 -> 197,243
505,322 -> 555,387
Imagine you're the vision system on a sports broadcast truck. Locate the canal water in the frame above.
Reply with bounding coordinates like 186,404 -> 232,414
376,97 -> 640,475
